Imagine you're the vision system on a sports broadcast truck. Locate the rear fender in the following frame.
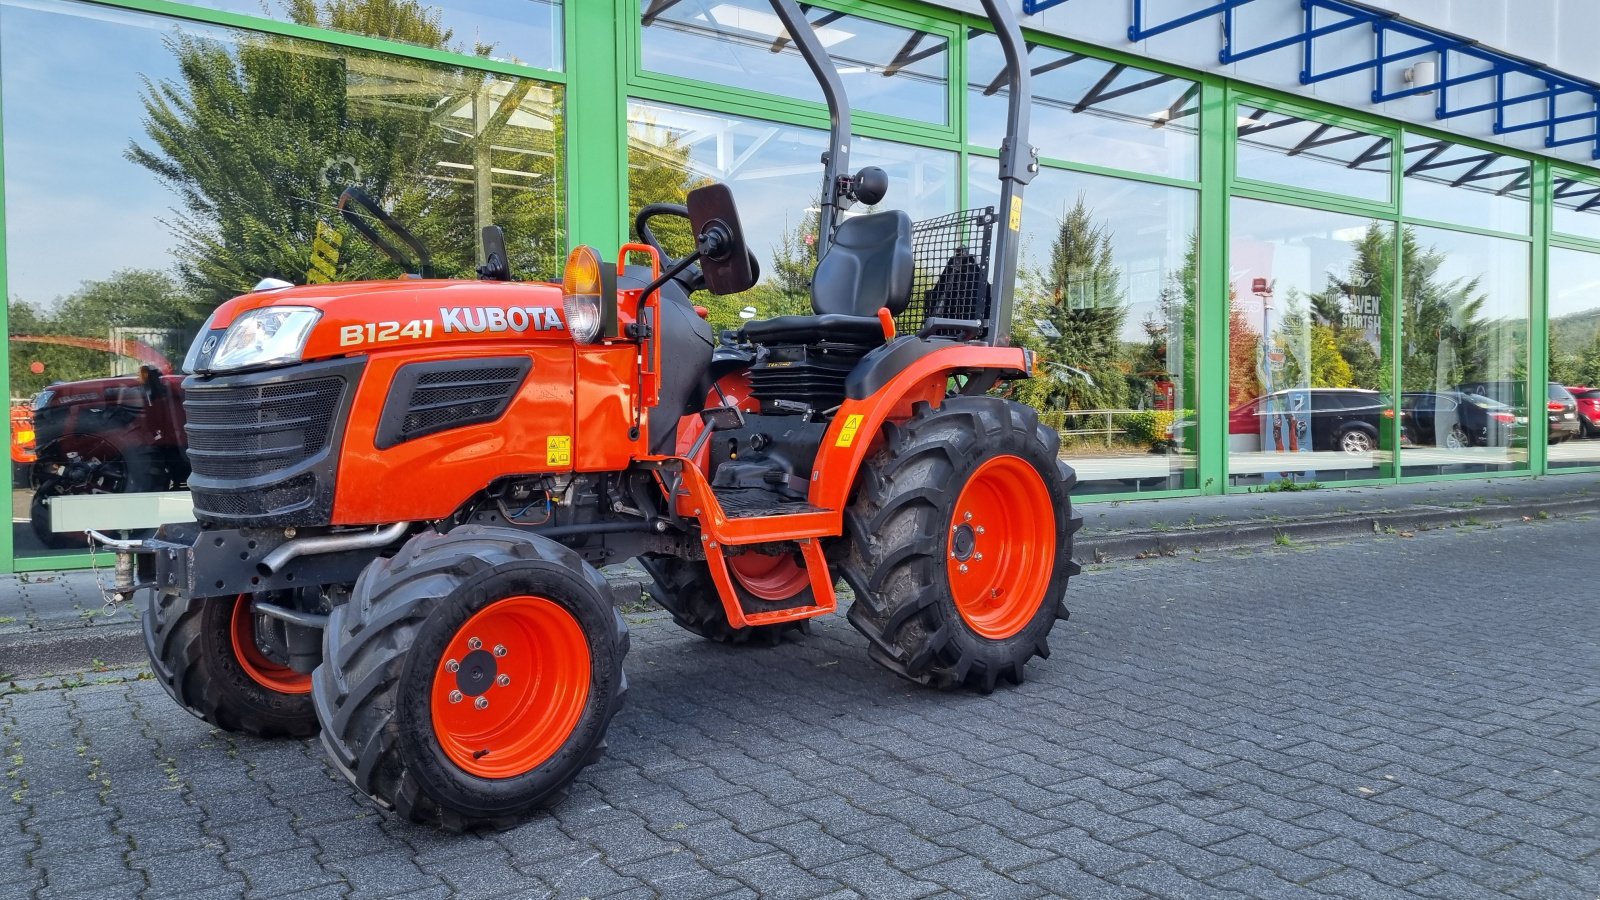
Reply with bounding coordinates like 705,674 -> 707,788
808,343 -> 1028,512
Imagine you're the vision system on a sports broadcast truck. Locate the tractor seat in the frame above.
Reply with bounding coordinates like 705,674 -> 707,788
739,210 -> 913,347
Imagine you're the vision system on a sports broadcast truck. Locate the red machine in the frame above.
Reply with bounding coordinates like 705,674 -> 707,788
110,0 -> 1079,831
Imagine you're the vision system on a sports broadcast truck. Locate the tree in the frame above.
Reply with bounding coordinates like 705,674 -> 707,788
8,270 -> 192,393
1579,328 -> 1600,386
1227,298 -> 1262,407
128,0 -> 563,308
1307,222 -> 1392,393
1013,196 -> 1129,413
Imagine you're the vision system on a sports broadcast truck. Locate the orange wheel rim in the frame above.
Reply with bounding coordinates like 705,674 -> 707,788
229,595 -> 313,695
729,550 -> 809,601
430,595 -> 591,779
947,455 -> 1055,640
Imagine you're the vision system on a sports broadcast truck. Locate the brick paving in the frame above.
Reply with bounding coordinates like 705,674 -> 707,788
3,517 -> 1598,898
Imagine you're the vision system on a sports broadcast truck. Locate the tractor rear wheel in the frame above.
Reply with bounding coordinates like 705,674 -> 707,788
841,396 -> 1080,691
639,550 -> 812,646
313,526 -> 628,831
142,592 -> 318,738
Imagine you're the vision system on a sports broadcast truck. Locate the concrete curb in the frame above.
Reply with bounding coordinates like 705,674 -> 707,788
1077,493 -> 1600,563
5,496 -> 1596,677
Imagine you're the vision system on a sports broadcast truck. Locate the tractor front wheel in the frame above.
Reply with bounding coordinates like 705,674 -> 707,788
842,396 -> 1080,691
313,527 -> 628,831
142,592 -> 318,738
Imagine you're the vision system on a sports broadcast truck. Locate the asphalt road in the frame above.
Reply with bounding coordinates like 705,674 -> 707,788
3,517 -> 1597,899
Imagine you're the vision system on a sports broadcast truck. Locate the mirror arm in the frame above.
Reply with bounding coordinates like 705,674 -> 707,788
637,250 -> 703,319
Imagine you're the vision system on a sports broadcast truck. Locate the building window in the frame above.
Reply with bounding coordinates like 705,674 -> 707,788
1228,199 -> 1396,485
969,159 -> 1198,494
1403,135 -> 1530,234
1235,106 -> 1392,203
3,0 -> 564,558
180,0 -> 564,70
1398,227 -> 1529,476
639,1 -> 950,126
968,36 -> 1198,181
1547,247 -> 1600,467
1552,175 -> 1600,243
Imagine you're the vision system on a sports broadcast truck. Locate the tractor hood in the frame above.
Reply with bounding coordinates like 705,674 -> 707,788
192,278 -> 569,375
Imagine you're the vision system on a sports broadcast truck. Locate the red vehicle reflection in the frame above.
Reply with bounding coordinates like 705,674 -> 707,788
26,367 -> 189,549
1568,386 -> 1600,438
9,402 -> 35,483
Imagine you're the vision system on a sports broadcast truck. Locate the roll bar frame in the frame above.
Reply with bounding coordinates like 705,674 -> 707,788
766,0 -> 1037,346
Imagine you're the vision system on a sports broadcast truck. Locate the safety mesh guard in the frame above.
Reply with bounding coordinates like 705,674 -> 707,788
901,207 -> 997,339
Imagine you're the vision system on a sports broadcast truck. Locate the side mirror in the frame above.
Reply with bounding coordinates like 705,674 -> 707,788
850,166 -> 889,206
686,183 -> 757,295
478,225 -> 511,281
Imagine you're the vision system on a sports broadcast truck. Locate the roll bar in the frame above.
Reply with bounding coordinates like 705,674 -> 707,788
769,0 -> 854,263
978,0 -> 1039,347
766,0 -> 1037,345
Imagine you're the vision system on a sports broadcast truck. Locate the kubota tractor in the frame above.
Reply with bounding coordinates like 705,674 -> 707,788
101,0 -> 1079,830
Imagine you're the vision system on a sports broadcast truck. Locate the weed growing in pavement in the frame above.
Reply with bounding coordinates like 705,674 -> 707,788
1273,532 -> 1294,547
1252,478 -> 1322,493
1536,510 -> 1551,520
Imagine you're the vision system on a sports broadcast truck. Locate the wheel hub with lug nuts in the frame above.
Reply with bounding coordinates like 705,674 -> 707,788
451,642 -> 501,701
429,595 -> 593,779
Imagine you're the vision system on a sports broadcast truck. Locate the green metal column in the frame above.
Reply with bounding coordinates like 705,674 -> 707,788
1196,81 -> 1230,496
0,80 -> 13,573
564,0 -> 628,252
1530,159 -> 1551,476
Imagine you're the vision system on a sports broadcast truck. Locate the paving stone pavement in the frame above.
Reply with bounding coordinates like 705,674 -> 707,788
3,517 -> 1598,899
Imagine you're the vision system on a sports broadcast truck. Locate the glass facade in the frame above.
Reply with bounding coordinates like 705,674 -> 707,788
4,0 -> 564,559
1,0 -> 1598,570
1228,200 -> 1395,485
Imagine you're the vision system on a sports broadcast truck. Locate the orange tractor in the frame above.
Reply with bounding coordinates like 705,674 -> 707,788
105,0 -> 1078,830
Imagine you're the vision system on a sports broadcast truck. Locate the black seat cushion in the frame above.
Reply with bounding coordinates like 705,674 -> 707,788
739,313 -> 885,347
739,211 -> 913,347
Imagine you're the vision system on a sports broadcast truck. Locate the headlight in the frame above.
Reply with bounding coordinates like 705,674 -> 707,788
208,307 -> 322,372
31,391 -> 54,411
562,245 -> 603,344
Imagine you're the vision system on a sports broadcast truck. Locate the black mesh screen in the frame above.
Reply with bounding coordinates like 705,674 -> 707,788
377,359 -> 530,448
901,207 -> 997,338
185,377 -> 344,480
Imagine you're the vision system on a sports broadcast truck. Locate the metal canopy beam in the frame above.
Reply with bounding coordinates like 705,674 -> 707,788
1033,0 -> 1600,159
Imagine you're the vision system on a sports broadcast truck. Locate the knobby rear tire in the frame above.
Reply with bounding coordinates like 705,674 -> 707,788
841,396 -> 1080,692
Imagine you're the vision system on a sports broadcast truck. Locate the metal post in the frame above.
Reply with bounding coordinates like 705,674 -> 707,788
978,0 -> 1037,346
769,0 -> 852,260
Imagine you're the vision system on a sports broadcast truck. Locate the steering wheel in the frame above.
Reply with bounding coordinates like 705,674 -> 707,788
634,203 -> 706,293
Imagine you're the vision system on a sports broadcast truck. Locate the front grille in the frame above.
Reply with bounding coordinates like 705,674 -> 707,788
376,358 -> 531,449
191,473 -> 316,518
186,377 -> 343,480
182,357 -> 362,528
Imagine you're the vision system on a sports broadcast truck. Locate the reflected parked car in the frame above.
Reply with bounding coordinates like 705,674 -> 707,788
1569,386 -> 1600,437
1226,388 -> 1393,454
1401,391 -> 1524,449
1546,384 -> 1581,443
1454,380 -> 1578,445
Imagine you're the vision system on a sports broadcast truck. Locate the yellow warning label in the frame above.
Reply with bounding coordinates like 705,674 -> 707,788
307,220 -> 343,285
1008,196 -> 1023,232
546,435 -> 572,467
835,414 -> 865,447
